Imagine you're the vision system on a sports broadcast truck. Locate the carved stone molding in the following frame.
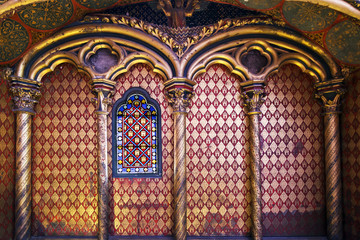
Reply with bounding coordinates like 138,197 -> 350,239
83,15 -> 285,57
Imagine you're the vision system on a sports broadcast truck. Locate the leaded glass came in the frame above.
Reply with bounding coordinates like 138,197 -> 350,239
112,88 -> 161,178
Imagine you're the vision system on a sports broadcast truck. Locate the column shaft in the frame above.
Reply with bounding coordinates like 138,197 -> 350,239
241,86 -> 265,240
165,86 -> 193,240
324,112 -> 343,240
248,113 -> 262,240
174,111 -> 187,240
97,112 -> 109,240
315,88 -> 344,240
9,77 -> 41,240
15,112 -> 32,240
92,85 -> 113,240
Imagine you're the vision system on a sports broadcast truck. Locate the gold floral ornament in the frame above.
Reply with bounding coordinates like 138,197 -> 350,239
0,19 -> 29,62
18,0 -> 73,30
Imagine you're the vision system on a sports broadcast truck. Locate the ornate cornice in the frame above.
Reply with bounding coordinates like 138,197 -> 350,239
83,15 -> 286,57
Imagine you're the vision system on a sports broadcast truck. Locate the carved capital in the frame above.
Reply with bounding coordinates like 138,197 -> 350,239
9,75 -> 42,114
91,78 -> 116,114
92,88 -> 113,114
166,88 -> 193,113
315,89 -> 345,114
241,89 -> 265,115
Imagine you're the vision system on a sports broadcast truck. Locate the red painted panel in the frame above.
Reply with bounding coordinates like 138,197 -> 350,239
187,64 -> 251,236
342,69 -> 360,240
260,64 -> 326,236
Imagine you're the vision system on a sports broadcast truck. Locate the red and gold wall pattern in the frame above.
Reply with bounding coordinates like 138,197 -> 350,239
0,71 -> 15,240
342,69 -> 360,240
24,63 -> 329,237
187,64 -> 251,236
32,63 -> 98,236
109,64 -> 174,235
260,64 -> 326,236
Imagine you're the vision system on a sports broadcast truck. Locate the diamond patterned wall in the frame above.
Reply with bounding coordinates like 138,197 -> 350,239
187,64 -> 251,236
342,70 -> 360,240
32,63 -> 98,236
0,70 -> 15,240
260,64 -> 326,236
109,63 -> 174,235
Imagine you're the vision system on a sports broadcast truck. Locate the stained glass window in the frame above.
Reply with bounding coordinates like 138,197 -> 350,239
112,87 -> 162,178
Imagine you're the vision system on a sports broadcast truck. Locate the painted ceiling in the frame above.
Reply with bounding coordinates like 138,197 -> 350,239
0,0 -> 360,70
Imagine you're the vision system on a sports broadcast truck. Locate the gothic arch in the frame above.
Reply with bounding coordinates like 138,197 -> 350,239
182,25 -> 339,83
15,25 -> 178,82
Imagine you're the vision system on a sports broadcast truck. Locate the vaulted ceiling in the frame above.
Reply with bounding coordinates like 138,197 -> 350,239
0,0 -> 360,71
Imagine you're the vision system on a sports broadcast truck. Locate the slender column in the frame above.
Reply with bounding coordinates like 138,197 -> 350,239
241,82 -> 265,240
9,76 -> 41,240
166,87 -> 193,240
92,79 -> 115,240
316,89 -> 344,240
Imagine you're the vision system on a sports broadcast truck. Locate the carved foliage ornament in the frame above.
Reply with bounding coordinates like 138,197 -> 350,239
241,89 -> 265,114
83,15 -> 285,57
10,87 -> 41,112
315,89 -> 345,113
166,88 -> 193,113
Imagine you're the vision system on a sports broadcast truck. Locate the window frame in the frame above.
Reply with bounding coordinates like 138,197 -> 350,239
112,87 -> 162,178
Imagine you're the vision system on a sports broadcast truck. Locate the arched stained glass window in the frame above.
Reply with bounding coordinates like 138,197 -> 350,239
112,87 -> 162,178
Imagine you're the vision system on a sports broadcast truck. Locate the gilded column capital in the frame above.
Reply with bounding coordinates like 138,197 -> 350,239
315,89 -> 345,114
240,80 -> 266,115
8,75 -> 42,114
91,78 -> 116,115
166,88 -> 193,113
241,89 -> 266,115
164,77 -> 195,113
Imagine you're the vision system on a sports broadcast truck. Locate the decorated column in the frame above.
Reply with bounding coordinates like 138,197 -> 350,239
165,78 -> 194,240
316,80 -> 345,240
9,75 -> 41,240
241,81 -> 265,240
91,79 -> 116,240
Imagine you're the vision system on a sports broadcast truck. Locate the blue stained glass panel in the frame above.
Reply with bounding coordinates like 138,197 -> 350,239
112,88 -> 161,178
